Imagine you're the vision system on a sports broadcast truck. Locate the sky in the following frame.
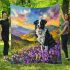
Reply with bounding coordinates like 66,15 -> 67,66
10,5 -> 50,24
10,4 -> 60,34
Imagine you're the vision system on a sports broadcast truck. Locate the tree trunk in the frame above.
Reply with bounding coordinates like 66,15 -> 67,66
20,0 -> 23,5
62,0 -> 69,14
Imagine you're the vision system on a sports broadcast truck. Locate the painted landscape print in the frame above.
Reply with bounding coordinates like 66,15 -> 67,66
11,4 -> 62,64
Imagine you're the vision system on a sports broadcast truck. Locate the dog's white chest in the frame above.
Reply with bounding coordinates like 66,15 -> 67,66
36,28 -> 46,45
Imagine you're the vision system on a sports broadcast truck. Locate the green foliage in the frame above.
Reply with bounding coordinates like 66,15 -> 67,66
0,0 -> 67,14
0,0 -> 70,15
0,0 -> 10,14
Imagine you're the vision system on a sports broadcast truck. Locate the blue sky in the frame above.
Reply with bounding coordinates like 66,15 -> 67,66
10,5 -> 50,24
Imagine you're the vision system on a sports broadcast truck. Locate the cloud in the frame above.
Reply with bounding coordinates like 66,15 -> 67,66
23,9 -> 31,15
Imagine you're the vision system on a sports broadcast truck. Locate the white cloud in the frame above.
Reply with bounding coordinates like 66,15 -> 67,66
23,9 -> 31,15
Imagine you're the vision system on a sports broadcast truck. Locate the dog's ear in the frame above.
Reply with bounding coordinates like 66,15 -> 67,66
43,20 -> 47,24
34,20 -> 38,25
41,20 -> 47,24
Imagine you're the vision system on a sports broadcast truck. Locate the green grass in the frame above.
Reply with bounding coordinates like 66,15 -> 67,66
0,44 -> 70,70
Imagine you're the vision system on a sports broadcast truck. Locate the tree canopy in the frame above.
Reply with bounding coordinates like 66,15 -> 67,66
0,0 -> 70,15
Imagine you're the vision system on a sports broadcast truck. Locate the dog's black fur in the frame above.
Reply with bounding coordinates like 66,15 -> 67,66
34,19 -> 57,50
44,29 -> 57,50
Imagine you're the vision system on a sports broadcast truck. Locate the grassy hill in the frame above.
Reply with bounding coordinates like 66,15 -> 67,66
11,34 -> 38,54
19,32 -> 37,41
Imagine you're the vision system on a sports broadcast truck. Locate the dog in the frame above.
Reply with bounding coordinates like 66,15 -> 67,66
34,19 -> 47,50
34,19 -> 57,51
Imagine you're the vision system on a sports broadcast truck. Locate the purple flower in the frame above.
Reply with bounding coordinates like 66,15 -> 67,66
11,43 -> 61,64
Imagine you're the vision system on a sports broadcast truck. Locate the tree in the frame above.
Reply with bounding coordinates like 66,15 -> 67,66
62,0 -> 69,14
0,0 -> 10,14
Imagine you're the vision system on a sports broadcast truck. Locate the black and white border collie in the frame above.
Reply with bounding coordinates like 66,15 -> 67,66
34,19 -> 57,51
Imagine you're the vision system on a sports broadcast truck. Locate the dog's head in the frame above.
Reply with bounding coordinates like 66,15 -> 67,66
34,19 -> 47,30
